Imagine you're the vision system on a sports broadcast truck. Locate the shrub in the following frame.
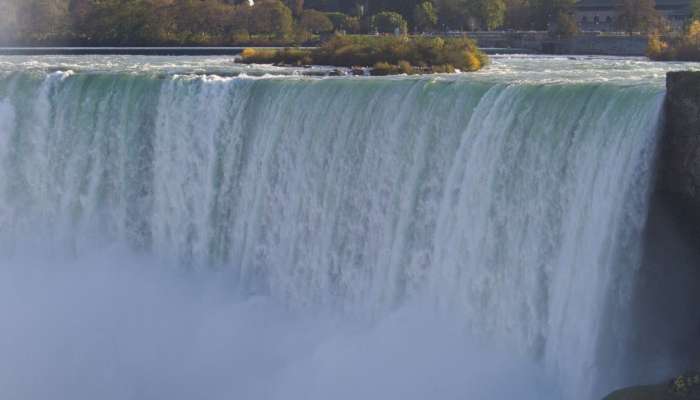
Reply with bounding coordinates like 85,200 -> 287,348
371,61 -> 400,75
430,64 -> 456,73
398,60 -> 414,74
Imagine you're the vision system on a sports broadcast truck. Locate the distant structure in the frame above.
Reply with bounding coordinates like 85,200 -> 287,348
574,0 -> 691,31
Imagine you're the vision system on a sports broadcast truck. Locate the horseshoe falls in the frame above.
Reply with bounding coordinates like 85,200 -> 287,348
0,56 -> 684,400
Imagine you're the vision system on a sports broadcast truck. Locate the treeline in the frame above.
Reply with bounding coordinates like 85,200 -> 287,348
0,0 -> 579,46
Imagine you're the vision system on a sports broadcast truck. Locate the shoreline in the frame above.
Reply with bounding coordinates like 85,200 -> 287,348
0,47 -> 319,56
0,46 -> 628,57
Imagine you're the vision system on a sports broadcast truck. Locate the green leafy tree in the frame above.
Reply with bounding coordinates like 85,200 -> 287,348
371,0 -> 422,26
300,9 -> 334,33
414,2 -> 438,31
0,0 -> 20,43
528,0 -> 576,30
76,0 -> 240,45
503,0 -> 533,29
249,0 -> 294,37
285,0 -> 305,16
551,11 -> 578,36
16,0 -> 71,41
692,0 -> 700,21
325,12 -> 361,32
371,11 -> 408,33
616,0 -> 665,33
435,0 -> 470,30
475,0 -> 505,30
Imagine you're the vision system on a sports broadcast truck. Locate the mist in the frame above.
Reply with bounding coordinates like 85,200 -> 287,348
0,59 -> 672,399
0,246 -> 560,400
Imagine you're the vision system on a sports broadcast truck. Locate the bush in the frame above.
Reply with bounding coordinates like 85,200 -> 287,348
371,61 -> 400,75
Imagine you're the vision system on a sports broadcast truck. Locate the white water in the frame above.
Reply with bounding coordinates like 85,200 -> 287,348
0,56 -> 684,399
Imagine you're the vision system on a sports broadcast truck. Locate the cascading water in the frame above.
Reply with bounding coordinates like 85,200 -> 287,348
0,56 -> 681,400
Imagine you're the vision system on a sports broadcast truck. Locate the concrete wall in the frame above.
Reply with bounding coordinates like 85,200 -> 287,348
464,31 -> 648,56
548,35 -> 648,56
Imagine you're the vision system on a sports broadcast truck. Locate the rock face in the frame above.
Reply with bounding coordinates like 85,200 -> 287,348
603,384 -> 676,400
661,71 -> 700,224
600,72 -> 700,400
603,375 -> 700,400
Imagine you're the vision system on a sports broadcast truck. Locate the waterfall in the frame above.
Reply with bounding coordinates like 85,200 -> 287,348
0,70 -> 664,399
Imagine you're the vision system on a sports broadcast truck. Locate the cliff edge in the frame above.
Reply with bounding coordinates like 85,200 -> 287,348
661,71 -> 700,224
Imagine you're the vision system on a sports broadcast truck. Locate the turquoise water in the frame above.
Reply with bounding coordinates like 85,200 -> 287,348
0,55 -> 689,399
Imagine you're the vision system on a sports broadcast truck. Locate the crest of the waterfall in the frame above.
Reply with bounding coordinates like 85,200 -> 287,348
0,69 -> 665,399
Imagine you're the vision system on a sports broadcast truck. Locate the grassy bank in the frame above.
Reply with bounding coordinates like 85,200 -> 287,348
239,35 -> 488,75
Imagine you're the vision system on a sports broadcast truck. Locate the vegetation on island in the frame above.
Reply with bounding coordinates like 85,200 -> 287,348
239,35 -> 487,74
3,0 -> 582,47
648,20 -> 700,61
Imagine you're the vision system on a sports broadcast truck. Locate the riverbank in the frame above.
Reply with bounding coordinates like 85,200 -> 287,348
0,32 -> 649,58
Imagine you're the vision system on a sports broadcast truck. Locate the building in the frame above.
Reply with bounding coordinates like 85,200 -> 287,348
574,0 -> 691,31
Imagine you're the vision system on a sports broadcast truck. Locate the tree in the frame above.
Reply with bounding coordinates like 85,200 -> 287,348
551,10 -> 578,36
0,0 -> 20,43
474,0 -> 505,30
73,0 -> 178,45
503,0 -> 533,30
692,0 -> 700,21
371,11 -> 408,33
325,12 -> 361,32
300,9 -> 334,33
284,0 -> 305,16
369,0 -> 420,24
249,0 -> 294,36
414,2 -> 438,31
528,0 -> 576,30
16,0 -> 71,41
435,0 -> 470,30
616,0 -> 665,33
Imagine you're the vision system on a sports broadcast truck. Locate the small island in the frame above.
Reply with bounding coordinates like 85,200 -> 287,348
239,35 -> 488,75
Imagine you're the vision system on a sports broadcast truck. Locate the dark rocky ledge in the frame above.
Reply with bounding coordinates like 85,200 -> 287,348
660,71 -> 700,228
600,71 -> 700,399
